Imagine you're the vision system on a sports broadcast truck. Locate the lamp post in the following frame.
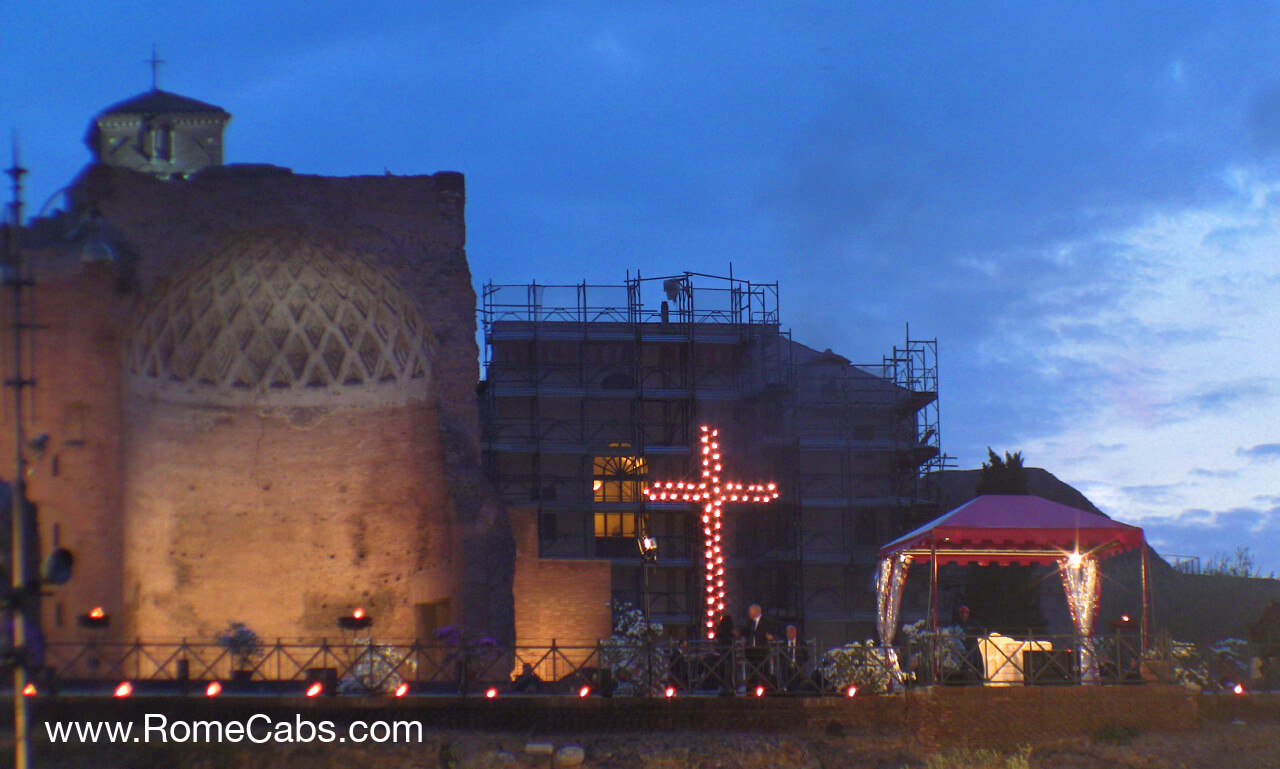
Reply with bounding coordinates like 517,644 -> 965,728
637,534 -> 658,625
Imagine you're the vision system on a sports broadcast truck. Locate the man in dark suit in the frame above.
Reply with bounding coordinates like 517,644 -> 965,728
743,604 -> 775,647
779,624 -> 812,692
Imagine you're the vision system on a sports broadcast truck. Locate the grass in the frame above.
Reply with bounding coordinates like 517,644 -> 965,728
920,746 -> 1032,769
1092,724 -> 1140,745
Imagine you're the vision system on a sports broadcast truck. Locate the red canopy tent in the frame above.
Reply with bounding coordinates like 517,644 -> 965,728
874,495 -> 1147,683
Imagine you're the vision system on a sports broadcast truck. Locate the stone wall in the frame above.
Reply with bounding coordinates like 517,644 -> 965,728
120,399 -> 453,640
905,685 -> 1198,750
1,163 -> 515,644
14,685 -> 1207,745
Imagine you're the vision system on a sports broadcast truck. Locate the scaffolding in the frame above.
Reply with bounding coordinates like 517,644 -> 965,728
481,272 -> 944,643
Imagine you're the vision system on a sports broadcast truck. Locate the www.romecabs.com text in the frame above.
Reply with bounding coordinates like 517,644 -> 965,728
44,714 -> 425,744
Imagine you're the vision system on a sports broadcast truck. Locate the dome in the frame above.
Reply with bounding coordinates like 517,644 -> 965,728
95,89 -> 229,118
126,229 -> 431,405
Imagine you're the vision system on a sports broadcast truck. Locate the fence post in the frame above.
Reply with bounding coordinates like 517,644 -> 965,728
597,638 -> 605,694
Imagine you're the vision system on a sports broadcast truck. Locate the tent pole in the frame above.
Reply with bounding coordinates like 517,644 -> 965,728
930,534 -> 939,682
930,534 -> 938,634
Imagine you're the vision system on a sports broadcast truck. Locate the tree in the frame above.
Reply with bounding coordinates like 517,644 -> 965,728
965,448 -> 1045,633
1204,547 -> 1275,579
975,447 -> 1028,495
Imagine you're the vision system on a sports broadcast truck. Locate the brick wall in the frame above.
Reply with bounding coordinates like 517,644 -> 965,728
16,685 -> 1213,741
511,506 -> 612,656
0,264 -> 127,643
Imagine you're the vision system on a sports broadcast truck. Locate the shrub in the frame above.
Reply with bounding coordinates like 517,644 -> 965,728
821,640 -> 895,694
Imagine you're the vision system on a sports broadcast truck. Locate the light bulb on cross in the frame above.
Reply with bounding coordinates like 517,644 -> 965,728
644,425 -> 779,638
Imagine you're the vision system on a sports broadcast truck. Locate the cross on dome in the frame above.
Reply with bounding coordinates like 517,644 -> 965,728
144,45 -> 165,91
644,425 -> 779,638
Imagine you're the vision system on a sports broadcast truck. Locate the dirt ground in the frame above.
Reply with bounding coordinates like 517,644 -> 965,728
1028,721 -> 1280,769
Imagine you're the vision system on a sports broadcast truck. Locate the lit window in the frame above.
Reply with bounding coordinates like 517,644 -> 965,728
592,447 -> 647,503
593,445 -> 646,540
593,512 -> 638,539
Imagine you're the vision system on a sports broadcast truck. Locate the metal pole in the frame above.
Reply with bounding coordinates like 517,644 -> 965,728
6,138 -> 32,769
642,561 -> 651,626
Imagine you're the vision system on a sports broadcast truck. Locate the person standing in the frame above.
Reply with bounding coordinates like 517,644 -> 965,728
955,605 -> 986,683
712,610 -> 735,694
743,604 -> 775,691
743,604 -> 775,647
779,624 -> 811,692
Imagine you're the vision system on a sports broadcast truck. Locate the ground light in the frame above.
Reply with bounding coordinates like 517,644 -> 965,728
205,682 -> 222,697
1234,683 -> 1246,695
846,686 -> 858,697
664,687 -> 676,698
21,684 -> 35,697
395,683 -> 410,698
754,685 -> 766,697
484,687 -> 498,699
114,682 -> 132,698
305,682 -> 324,697
578,685 -> 591,698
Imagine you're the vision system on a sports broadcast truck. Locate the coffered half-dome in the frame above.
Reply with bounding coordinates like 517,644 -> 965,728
126,228 -> 431,406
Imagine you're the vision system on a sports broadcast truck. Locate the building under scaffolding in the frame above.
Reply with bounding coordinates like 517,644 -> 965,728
481,272 -> 945,643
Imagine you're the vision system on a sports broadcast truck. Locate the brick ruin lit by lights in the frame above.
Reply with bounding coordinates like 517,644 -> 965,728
644,425 -> 779,638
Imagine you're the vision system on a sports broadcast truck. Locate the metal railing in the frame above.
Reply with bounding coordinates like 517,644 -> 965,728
33,631 -> 1176,696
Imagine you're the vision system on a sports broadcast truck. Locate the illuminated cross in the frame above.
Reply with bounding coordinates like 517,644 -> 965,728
644,425 -> 779,639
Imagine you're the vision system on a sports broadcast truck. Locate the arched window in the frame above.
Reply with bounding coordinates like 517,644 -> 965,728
592,449 -> 647,503
592,445 -> 647,541
152,124 -> 173,162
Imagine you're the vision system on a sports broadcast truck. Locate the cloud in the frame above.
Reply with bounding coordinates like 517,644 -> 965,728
1143,504 -> 1280,576
1189,468 -> 1239,479
1237,443 -> 1280,460
1120,484 -> 1180,503
1188,380 -> 1273,413
1088,443 -> 1128,454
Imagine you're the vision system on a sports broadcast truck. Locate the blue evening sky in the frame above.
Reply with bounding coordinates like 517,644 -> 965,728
3,2 -> 1279,574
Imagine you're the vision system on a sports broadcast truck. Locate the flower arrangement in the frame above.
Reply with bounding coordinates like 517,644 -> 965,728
901,619 -> 965,682
215,621 -> 262,671
600,600 -> 668,696
820,639 -> 896,694
339,639 -> 416,694
436,624 -> 501,693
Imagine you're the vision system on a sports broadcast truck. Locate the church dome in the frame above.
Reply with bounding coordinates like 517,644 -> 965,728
126,228 -> 431,406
